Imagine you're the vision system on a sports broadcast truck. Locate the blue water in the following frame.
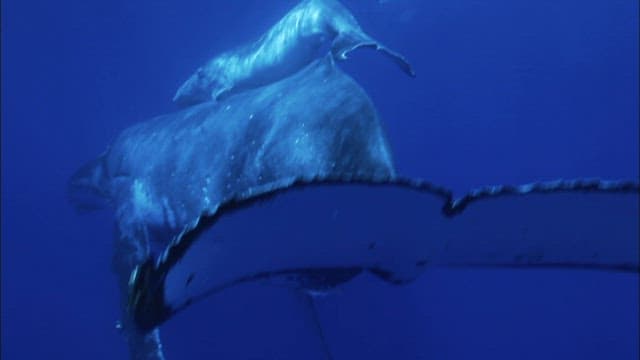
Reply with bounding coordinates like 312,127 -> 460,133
2,0 -> 638,359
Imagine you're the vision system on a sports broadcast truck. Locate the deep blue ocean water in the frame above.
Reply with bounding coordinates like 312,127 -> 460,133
2,0 -> 638,359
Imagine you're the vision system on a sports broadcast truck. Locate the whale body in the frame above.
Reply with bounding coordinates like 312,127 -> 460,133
69,58 -> 395,360
173,0 -> 415,107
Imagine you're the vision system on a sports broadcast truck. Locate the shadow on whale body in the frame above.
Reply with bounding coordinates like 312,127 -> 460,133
172,0 -> 416,108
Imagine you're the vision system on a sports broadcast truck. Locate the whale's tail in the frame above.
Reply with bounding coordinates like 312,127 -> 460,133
332,31 -> 416,77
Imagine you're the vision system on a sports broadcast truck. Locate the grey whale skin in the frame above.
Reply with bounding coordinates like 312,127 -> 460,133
70,58 -> 640,358
172,0 -> 415,107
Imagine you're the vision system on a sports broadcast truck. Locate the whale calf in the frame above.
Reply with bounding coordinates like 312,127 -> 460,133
173,0 -> 415,107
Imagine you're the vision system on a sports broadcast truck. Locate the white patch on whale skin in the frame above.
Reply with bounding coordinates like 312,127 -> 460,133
129,178 -> 166,228
131,179 -> 154,217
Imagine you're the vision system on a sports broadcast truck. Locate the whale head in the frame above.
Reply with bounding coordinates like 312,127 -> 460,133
173,65 -> 228,108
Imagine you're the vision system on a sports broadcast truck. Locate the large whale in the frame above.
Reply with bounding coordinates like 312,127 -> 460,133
173,0 -> 415,107
70,57 -> 395,360
70,58 -> 640,359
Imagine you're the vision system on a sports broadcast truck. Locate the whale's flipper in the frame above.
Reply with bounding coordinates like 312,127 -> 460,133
437,180 -> 640,271
332,32 -> 416,77
113,227 -> 167,360
69,20 -> 636,359
127,179 -> 638,330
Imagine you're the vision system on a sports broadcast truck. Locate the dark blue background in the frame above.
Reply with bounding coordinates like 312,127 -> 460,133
2,0 -> 638,358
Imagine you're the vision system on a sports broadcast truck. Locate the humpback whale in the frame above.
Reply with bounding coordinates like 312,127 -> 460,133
70,57 -> 395,360
172,0 -> 415,107
70,58 -> 639,359
67,4 -> 638,358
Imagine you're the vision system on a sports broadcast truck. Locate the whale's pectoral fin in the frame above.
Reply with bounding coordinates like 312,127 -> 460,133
372,45 -> 416,78
332,32 -> 416,77
437,181 -> 640,272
